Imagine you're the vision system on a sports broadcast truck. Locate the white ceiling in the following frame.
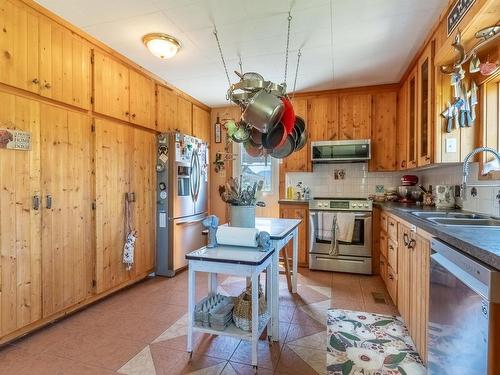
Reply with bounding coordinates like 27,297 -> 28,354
35,0 -> 447,107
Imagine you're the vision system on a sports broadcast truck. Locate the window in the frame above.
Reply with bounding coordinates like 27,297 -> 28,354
233,143 -> 277,193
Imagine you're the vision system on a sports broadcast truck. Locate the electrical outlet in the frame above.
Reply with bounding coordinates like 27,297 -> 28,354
445,138 -> 457,153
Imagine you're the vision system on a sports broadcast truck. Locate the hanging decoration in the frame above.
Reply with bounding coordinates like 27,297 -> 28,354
212,12 -> 307,160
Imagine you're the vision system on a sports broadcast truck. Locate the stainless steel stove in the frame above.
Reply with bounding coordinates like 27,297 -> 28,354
308,197 -> 373,274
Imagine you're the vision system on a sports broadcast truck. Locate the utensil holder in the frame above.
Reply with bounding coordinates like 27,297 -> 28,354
230,205 -> 256,228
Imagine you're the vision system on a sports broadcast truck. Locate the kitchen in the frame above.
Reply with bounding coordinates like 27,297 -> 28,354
0,0 -> 499,374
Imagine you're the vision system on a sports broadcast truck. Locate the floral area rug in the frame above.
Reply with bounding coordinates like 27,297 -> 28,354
326,309 -> 425,375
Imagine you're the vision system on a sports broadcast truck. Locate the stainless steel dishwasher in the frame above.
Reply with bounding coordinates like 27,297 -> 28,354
428,239 -> 500,375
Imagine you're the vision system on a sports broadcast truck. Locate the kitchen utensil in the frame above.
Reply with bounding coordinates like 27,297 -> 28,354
480,57 -> 499,76
241,88 -> 284,133
470,80 -> 478,122
270,134 -> 295,159
231,121 -> 251,143
411,190 -> 423,202
261,121 -> 286,150
435,185 -> 456,208
401,175 -> 418,186
243,138 -> 264,157
280,97 -> 296,134
469,52 -> 481,73
293,116 -> 307,151
418,185 -> 428,193
234,71 -> 264,82
441,102 -> 454,133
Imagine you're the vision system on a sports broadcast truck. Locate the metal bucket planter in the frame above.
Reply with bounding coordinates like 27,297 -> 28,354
230,205 -> 256,228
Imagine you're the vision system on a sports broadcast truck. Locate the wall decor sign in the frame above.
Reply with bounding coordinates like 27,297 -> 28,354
0,128 -> 31,150
447,0 -> 476,36
214,116 -> 222,144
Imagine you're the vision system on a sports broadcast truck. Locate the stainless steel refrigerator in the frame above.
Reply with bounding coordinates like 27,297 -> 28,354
156,132 -> 208,277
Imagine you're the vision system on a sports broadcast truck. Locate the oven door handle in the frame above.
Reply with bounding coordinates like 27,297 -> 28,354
309,212 -> 316,254
313,255 -> 366,263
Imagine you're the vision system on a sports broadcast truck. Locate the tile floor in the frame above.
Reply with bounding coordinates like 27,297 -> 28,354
0,269 -> 398,374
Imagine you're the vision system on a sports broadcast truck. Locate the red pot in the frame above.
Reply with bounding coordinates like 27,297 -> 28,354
281,97 -> 296,134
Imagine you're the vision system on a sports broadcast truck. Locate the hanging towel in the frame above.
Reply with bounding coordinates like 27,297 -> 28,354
123,194 -> 137,271
322,212 -> 336,241
326,212 -> 355,256
316,211 -> 324,240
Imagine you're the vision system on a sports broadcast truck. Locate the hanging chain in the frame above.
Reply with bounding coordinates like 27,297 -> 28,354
283,12 -> 292,87
291,49 -> 302,100
213,27 -> 232,87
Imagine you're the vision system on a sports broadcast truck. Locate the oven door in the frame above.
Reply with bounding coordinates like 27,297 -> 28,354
309,211 -> 372,257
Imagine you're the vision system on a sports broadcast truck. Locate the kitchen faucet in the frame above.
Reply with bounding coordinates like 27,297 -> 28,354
461,146 -> 500,200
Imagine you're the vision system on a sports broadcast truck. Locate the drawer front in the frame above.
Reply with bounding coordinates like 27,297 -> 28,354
381,212 -> 388,233
388,238 -> 398,271
386,265 -> 397,304
388,217 -> 398,241
380,231 -> 388,258
380,255 -> 388,285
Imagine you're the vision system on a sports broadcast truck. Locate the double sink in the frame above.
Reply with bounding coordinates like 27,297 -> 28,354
410,211 -> 500,228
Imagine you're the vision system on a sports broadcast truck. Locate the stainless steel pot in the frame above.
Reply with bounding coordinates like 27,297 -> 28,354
241,88 -> 284,133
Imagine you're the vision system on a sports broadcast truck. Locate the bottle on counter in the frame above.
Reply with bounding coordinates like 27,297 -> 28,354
286,184 -> 295,200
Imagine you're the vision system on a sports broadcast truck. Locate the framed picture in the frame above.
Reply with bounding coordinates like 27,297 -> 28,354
214,118 -> 222,144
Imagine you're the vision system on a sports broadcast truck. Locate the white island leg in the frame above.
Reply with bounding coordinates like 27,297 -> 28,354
187,266 -> 196,354
251,272 -> 259,367
292,227 -> 298,293
271,241 -> 279,341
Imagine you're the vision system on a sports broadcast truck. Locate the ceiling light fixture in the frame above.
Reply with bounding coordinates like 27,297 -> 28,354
142,33 -> 181,59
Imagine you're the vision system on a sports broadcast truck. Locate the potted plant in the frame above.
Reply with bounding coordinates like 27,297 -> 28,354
219,176 -> 265,228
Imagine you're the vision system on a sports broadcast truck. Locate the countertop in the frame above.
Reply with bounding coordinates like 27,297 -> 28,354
255,217 -> 301,240
375,202 -> 500,270
278,199 -> 309,205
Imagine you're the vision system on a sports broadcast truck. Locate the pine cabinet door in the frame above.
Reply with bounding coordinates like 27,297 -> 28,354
129,69 -> 155,129
417,42 -> 434,167
369,92 -> 397,171
39,17 -> 91,109
95,118 -> 132,293
130,127 -> 156,276
397,81 -> 408,170
157,85 -> 177,133
407,68 -> 418,168
40,104 -> 94,317
0,0 -> 40,93
279,205 -> 309,267
176,96 -> 192,135
93,50 -> 130,122
339,94 -> 372,140
308,96 -> 338,141
192,105 -> 211,141
0,92 -> 42,336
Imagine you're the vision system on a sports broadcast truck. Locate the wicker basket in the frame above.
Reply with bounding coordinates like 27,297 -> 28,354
233,285 -> 268,332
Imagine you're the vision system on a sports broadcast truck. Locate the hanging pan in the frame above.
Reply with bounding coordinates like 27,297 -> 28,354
294,116 -> 307,151
261,121 -> 286,150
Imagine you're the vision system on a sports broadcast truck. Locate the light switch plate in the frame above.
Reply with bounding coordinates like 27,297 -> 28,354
445,138 -> 457,153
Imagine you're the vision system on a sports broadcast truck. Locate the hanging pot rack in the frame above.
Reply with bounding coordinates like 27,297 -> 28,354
440,25 -> 500,75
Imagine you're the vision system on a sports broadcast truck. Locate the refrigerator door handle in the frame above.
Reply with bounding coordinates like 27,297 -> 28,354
194,151 -> 201,201
189,151 -> 196,201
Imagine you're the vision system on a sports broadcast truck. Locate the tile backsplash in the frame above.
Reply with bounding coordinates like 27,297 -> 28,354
285,162 -> 500,217
286,163 -> 404,198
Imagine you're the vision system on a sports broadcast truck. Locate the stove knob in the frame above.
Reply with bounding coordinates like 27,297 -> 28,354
352,203 -> 358,208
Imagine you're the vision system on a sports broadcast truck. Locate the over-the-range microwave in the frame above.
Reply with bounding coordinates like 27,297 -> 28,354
311,139 -> 371,163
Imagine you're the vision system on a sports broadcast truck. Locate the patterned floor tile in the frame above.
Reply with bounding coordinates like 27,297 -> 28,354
118,346 -> 156,375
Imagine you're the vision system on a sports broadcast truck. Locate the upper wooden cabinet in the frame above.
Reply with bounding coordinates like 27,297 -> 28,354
369,92 -> 397,171
93,50 -> 129,122
38,17 -> 91,109
397,81 -> 408,170
308,96 -> 338,141
192,104 -> 211,141
0,0 -> 40,93
406,68 -> 418,168
157,85 -> 193,135
339,94 -> 372,140
417,42 -> 434,167
93,50 -> 155,129
177,96 -> 193,135
129,69 -> 155,129
0,0 -> 91,109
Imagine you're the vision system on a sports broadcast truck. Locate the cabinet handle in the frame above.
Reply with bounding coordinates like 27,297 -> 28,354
408,239 -> 416,250
46,194 -> 52,209
32,195 -> 40,210
125,111 -> 130,116
389,222 -> 395,227
401,160 -> 406,168
132,113 -> 136,118
425,156 -> 430,162
389,245 -> 394,251
32,78 -> 40,84
44,82 -> 51,89
403,233 -> 409,246
388,274 -> 394,280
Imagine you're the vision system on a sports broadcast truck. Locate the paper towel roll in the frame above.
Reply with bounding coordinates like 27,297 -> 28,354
216,226 -> 259,248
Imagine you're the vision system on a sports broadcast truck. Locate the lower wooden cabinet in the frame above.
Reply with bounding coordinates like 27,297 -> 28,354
40,104 -> 94,317
279,203 -> 308,267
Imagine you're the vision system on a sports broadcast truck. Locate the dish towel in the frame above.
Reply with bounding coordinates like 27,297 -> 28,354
322,212 -> 336,241
327,212 -> 355,256
317,212 -> 324,240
